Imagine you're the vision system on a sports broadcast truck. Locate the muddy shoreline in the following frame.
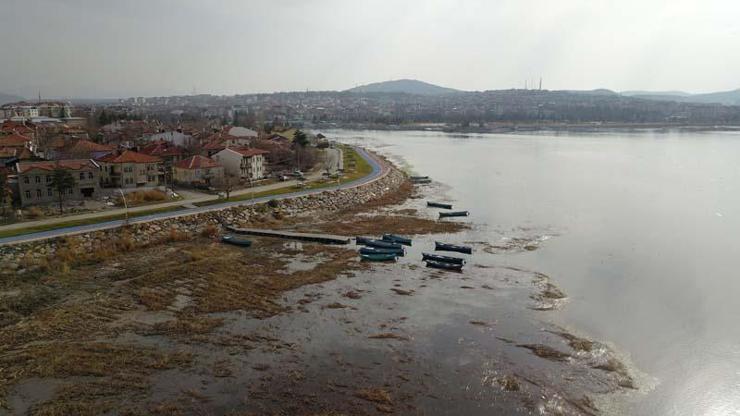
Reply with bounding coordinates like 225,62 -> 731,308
0,168 -> 636,415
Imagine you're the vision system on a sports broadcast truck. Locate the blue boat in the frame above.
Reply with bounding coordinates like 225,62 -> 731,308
422,252 -> 465,265
221,234 -> 252,247
382,234 -> 412,246
435,241 -> 472,254
355,236 -> 374,245
361,253 -> 398,262
360,247 -> 405,256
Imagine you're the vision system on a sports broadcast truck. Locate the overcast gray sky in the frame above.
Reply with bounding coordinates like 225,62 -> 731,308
1,0 -> 738,98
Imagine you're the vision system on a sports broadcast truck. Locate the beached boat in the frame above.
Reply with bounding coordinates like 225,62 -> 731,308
360,253 -> 398,262
410,176 -> 429,180
425,260 -> 463,271
435,241 -> 472,254
439,211 -> 469,218
382,234 -> 412,246
359,247 -> 405,256
412,178 -> 432,184
221,234 -> 252,247
364,239 -> 404,250
422,252 -> 465,265
355,236 -> 374,245
427,201 -> 453,209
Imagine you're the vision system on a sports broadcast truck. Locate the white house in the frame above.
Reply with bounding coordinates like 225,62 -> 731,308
212,147 -> 268,181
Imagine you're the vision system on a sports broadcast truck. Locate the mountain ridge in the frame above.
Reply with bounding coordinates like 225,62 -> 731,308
346,79 -> 461,95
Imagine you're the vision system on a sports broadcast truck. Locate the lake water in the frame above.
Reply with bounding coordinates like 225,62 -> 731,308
330,129 -> 740,416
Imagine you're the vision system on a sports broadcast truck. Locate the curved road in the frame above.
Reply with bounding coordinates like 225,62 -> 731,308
0,147 -> 386,246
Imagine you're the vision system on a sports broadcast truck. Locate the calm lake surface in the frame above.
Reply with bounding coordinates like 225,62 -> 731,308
331,129 -> 740,416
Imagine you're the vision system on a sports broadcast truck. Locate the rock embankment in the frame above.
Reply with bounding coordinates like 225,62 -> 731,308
0,164 -> 406,276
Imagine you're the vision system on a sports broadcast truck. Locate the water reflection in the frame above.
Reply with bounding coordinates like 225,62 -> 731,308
331,129 -> 740,415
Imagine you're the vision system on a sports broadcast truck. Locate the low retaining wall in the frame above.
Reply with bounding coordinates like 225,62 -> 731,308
1,167 -> 406,276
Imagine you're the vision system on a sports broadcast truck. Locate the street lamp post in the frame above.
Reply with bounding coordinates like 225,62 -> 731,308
119,189 -> 129,225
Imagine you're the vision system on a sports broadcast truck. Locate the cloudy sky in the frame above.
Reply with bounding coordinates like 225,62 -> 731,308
1,0 -> 738,98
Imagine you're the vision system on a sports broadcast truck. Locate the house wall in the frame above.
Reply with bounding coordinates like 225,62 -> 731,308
18,167 -> 101,207
211,149 -> 242,179
173,166 -> 224,185
100,162 -> 162,188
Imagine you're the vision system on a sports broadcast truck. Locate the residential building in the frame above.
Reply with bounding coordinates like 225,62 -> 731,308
173,155 -> 224,186
16,160 -> 101,207
211,147 -> 268,181
97,150 -> 163,188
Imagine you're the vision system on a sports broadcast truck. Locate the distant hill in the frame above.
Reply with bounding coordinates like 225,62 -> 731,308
0,92 -> 25,105
621,89 -> 740,105
346,79 -> 460,95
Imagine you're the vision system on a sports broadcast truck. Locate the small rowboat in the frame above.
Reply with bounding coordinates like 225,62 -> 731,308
435,241 -> 472,254
412,178 -> 432,184
422,252 -> 465,265
410,175 -> 429,180
221,234 -> 252,247
427,201 -> 453,209
364,239 -> 404,250
439,211 -> 469,218
425,260 -> 463,271
355,236 -> 374,245
360,247 -> 405,256
382,234 -> 412,246
361,253 -> 398,262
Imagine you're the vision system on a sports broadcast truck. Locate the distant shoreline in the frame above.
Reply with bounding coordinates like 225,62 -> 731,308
326,122 -> 740,135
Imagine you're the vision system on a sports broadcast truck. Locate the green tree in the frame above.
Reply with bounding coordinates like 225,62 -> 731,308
0,171 -> 9,216
294,130 -> 309,147
50,168 -> 76,214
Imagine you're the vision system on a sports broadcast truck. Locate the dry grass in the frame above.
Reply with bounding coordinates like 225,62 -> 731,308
117,190 -> 167,207
26,206 -> 44,219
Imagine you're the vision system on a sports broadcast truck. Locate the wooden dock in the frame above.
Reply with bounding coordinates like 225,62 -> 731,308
226,226 -> 351,245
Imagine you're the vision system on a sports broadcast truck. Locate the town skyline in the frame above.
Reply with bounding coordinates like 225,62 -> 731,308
2,0 -> 740,99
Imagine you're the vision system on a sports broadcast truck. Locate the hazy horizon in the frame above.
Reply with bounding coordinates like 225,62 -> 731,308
2,0 -> 739,99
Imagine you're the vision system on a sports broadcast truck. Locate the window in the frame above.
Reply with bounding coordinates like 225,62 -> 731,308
35,176 -> 40,183
46,175 -> 51,182
47,188 -> 52,197
69,188 -> 73,195
36,189 -> 41,198
79,172 -> 85,180
25,190 -> 31,199
23,176 -> 29,184
88,172 -> 93,179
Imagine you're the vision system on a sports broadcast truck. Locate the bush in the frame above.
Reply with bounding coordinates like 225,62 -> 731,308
267,199 -> 279,208
26,206 -> 44,219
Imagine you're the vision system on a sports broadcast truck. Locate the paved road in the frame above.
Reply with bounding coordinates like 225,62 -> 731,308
0,147 -> 385,246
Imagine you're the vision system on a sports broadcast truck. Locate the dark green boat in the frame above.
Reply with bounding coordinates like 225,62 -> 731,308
439,211 -> 470,218
427,201 -> 453,209
382,234 -> 412,246
221,234 -> 252,247
360,253 -> 398,262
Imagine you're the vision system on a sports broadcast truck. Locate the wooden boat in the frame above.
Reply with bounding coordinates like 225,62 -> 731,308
412,178 -> 432,184
422,252 -> 465,265
221,234 -> 252,247
439,211 -> 469,218
425,260 -> 463,271
364,239 -> 404,250
360,253 -> 398,262
427,201 -> 453,209
382,234 -> 412,246
410,176 -> 429,180
435,241 -> 472,254
355,236 -> 374,245
359,247 -> 405,256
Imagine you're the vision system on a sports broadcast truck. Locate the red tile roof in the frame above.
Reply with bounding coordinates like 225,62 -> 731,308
17,159 -> 98,174
229,147 -> 269,157
139,141 -> 184,157
66,139 -> 115,153
174,155 -> 221,170
97,150 -> 162,164
202,138 -> 226,151
0,133 -> 32,147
